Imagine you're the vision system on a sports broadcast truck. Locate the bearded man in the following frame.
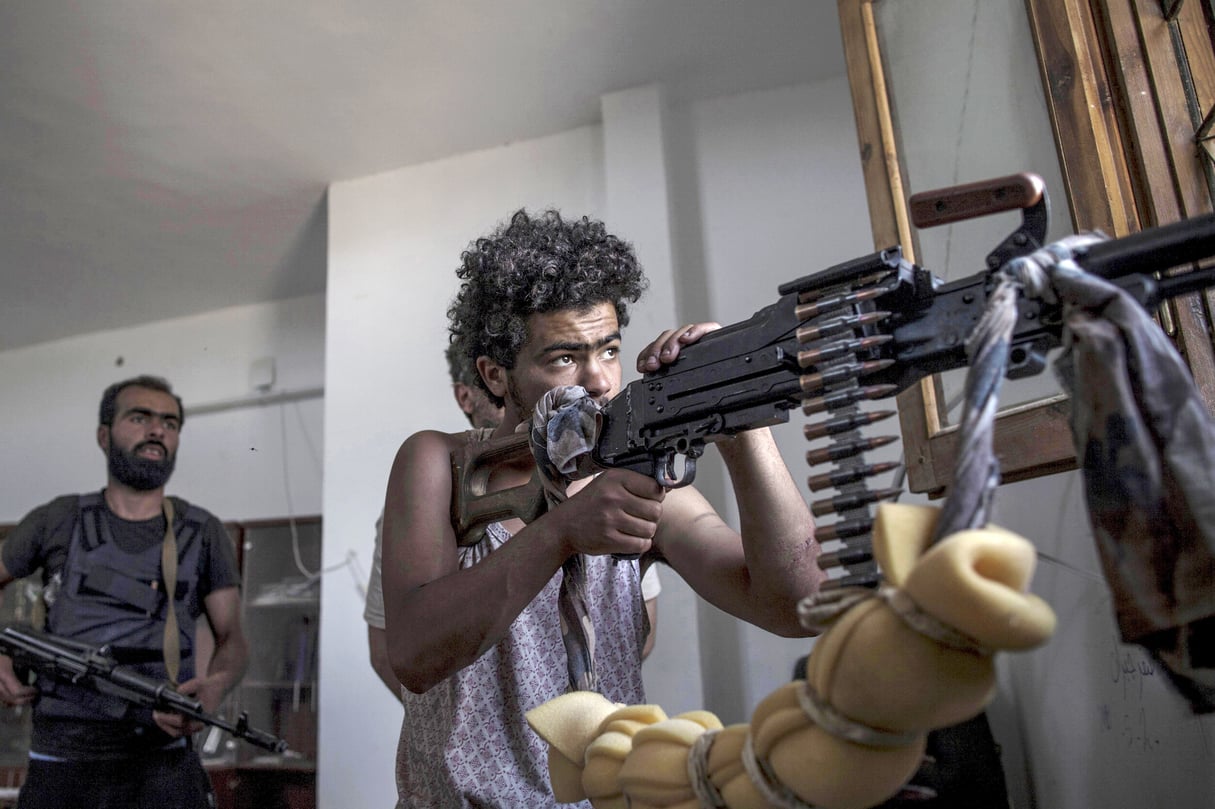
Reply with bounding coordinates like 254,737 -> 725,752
0,375 -> 247,809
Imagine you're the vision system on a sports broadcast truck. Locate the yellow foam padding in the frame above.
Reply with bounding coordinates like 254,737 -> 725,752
547,748 -> 590,804
583,794 -> 628,809
748,682 -> 800,731
525,691 -> 620,802
706,725 -> 767,809
597,704 -> 668,731
583,731 -> 637,800
627,794 -> 702,809
617,712 -> 723,806
751,682 -> 925,809
631,791 -> 699,806
582,705 -> 668,806
673,710 -> 722,733
902,526 -> 1057,650
766,722 -> 925,809
526,691 -> 619,762
871,502 -> 941,586
805,596 -> 996,731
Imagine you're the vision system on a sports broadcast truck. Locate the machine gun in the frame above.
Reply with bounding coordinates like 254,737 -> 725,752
453,173 -> 1215,550
0,624 -> 288,753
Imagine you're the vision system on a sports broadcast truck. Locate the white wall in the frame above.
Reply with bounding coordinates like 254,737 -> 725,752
0,293 -> 325,523
321,76 -> 873,807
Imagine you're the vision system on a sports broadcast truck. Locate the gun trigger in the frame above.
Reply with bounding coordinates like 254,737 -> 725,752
655,452 -> 697,489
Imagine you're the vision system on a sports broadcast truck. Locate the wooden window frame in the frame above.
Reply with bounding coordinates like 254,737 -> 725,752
838,0 -> 1215,495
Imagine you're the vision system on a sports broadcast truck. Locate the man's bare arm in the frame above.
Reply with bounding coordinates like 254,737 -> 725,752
198,587 -> 249,706
382,430 -> 663,694
639,327 -> 822,637
154,586 -> 248,737
0,559 -> 37,706
368,625 -> 403,702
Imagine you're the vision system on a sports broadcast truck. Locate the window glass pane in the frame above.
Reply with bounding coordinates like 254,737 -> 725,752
873,0 -> 1073,424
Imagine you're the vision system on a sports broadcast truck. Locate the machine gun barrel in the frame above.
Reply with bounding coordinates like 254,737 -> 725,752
1077,214 -> 1215,281
451,174 -> 1215,542
589,210 -> 1215,483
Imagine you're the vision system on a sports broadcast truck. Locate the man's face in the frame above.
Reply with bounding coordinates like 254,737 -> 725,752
100,386 -> 182,491
502,301 -> 624,417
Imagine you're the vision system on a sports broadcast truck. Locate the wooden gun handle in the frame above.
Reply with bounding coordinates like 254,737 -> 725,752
909,172 -> 1045,229
450,431 -> 549,546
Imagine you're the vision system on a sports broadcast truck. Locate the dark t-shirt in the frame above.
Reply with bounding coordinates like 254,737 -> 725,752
0,491 -> 240,758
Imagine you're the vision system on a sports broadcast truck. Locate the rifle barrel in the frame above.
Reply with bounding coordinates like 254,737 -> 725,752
1078,213 -> 1215,279
0,625 -> 288,754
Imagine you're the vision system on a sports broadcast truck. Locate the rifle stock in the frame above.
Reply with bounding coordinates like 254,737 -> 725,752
450,430 -> 547,547
0,624 -> 288,753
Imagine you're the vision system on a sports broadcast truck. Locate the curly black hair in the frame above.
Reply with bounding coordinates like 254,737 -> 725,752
443,342 -> 477,388
447,209 -> 648,407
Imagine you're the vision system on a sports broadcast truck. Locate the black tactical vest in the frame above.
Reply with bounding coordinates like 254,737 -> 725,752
36,492 -> 208,723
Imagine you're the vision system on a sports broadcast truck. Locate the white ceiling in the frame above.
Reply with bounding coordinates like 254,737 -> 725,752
0,1 -> 847,350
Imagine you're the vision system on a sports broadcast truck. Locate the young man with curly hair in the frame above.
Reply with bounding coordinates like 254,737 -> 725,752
366,345 -> 661,703
381,210 -> 822,808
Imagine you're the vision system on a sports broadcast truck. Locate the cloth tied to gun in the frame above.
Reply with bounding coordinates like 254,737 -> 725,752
999,236 -> 1215,713
529,384 -> 606,693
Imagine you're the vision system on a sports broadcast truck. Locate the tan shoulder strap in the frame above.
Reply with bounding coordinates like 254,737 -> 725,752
161,498 -> 180,685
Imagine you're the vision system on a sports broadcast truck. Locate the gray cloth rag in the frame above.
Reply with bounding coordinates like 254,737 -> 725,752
530,385 -> 607,693
1034,255 -> 1215,714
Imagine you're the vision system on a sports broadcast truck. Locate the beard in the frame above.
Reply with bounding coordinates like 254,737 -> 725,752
108,440 -> 176,491
505,375 -> 530,417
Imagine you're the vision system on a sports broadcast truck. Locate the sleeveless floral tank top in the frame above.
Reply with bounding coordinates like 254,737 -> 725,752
395,432 -> 647,809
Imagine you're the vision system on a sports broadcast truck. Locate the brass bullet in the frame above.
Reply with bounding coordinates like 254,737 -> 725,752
796,310 -> 891,344
806,435 -> 898,466
801,384 -> 899,415
807,461 -> 901,492
803,409 -> 896,440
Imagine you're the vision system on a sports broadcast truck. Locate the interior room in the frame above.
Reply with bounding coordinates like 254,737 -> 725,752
1,2 -> 1213,807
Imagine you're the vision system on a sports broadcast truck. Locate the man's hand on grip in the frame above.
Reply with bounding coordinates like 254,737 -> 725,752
554,469 -> 664,558
0,654 -> 36,706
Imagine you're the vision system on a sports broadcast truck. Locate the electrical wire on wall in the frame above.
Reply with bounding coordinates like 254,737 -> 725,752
276,399 -> 368,602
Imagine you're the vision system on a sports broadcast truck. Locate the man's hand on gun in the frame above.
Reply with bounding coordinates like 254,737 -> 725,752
557,469 -> 664,558
152,673 -> 223,738
637,322 -> 722,373
0,625 -> 288,752
0,653 -> 37,706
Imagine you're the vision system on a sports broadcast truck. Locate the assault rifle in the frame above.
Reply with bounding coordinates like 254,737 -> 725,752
0,624 -> 288,753
453,173 -> 1215,545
